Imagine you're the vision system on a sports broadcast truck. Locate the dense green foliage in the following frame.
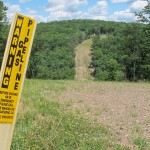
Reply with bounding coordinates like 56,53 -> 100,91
91,2 -> 150,81
91,23 -> 150,81
26,20 -> 119,79
0,1 -> 8,67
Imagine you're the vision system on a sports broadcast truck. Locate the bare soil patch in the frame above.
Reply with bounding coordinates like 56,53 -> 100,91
60,81 -> 150,149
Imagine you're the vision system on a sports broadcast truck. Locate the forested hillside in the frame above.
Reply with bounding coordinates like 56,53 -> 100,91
26,20 -> 121,79
0,1 -> 149,81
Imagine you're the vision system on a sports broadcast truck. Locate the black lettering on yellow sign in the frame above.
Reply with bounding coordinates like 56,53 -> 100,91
0,14 -> 36,124
0,91 -> 17,122
1,16 -> 33,90
2,15 -> 24,89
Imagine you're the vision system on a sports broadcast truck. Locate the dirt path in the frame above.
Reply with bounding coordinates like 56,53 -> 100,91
75,39 -> 93,80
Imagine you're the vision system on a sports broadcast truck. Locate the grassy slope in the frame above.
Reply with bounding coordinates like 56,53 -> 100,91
11,79 -> 131,150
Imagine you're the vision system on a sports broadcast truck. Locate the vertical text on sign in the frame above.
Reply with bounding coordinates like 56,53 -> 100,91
0,14 -> 36,123
2,15 -> 24,89
2,15 -> 34,90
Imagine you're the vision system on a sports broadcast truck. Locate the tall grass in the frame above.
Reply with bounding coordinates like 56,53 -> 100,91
11,79 -> 130,150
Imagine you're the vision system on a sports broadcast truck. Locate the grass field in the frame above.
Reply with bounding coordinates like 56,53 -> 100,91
11,79 -> 150,150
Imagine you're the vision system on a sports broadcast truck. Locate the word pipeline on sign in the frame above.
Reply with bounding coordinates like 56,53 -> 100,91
0,14 -> 36,124
2,16 -> 33,90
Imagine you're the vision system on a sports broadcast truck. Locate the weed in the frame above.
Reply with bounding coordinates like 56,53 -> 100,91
130,112 -> 138,118
11,79 -> 130,150
133,136 -> 150,150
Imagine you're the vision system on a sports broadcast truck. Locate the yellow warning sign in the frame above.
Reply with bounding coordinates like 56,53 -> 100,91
0,13 -> 37,123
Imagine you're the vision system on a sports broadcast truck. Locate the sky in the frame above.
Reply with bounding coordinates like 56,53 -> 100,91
2,0 -> 148,23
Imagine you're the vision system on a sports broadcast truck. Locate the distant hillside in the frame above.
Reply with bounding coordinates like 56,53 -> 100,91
26,19 -> 125,79
1,19 -> 149,81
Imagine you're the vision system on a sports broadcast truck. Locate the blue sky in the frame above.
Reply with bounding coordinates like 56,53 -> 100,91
2,0 -> 148,22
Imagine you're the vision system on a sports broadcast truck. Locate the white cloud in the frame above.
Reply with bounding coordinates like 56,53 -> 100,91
46,0 -> 87,12
19,0 -> 31,3
88,0 -> 108,15
47,0 -> 87,6
79,0 -> 108,21
26,8 -> 37,15
4,2 -> 46,23
5,3 -> 21,22
45,0 -> 88,20
109,0 -> 148,22
110,9 -> 136,22
48,11 -> 71,21
45,0 -> 109,21
111,0 -> 131,3
29,15 -> 47,22
130,0 -> 148,12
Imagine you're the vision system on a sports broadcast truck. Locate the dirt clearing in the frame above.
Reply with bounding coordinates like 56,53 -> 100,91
60,81 -> 150,149
75,39 -> 93,80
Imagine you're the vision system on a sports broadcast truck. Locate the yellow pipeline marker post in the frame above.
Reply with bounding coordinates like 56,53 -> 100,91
0,13 -> 37,150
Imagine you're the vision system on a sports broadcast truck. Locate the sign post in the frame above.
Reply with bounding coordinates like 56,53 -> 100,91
0,13 -> 37,150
